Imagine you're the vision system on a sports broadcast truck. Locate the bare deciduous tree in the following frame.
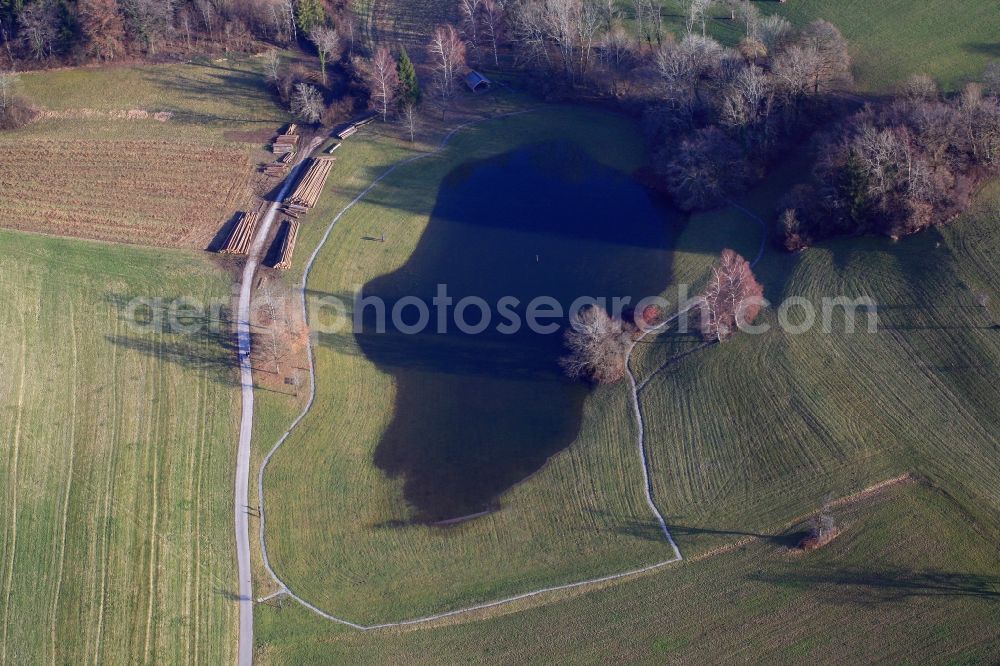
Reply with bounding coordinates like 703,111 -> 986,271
0,68 -> 33,129
278,0 -> 296,42
0,70 -> 19,112
194,0 -> 216,37
458,0 -> 483,65
663,127 -> 748,210
79,0 -> 125,61
633,0 -> 661,46
685,0 -> 713,38
309,26 -> 341,85
560,305 -> 632,384
340,10 -> 356,56
721,64 -> 774,149
757,14 -> 792,55
401,101 -> 419,142
480,0 -> 505,68
367,45 -> 400,121
902,73 -> 938,101
699,249 -> 764,342
771,45 -> 817,102
506,0 -> 607,80
601,0 -> 617,33
263,49 -> 281,84
18,1 -> 58,60
655,34 -> 724,114
121,0 -> 174,54
428,24 -> 467,104
601,25 -> 635,96
290,82 -> 324,122
0,16 -> 16,66
507,0 -> 548,70
738,36 -> 765,64
798,19 -> 852,93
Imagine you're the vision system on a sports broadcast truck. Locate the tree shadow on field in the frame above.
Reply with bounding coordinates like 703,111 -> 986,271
965,42 -> 1000,58
206,211 -> 244,252
140,65 -> 285,126
214,587 -> 243,602
607,513 -> 807,549
103,292 -> 240,386
341,141 -> 683,523
753,566 -> 1000,604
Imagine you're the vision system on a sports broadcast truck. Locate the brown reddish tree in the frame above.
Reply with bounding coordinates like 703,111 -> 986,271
79,0 -> 125,61
798,19 -> 852,94
700,249 -> 764,342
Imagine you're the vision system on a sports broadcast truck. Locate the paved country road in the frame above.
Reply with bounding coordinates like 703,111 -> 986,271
234,141 -> 319,666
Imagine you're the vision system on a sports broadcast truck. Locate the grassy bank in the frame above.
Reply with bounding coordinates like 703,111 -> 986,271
253,101 -> 1000,658
257,105 -> 699,624
0,230 -> 241,663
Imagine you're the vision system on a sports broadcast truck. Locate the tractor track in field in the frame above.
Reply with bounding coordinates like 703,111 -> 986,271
244,113 -> 770,637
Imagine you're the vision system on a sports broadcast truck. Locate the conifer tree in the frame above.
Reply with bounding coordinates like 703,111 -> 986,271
397,46 -> 420,106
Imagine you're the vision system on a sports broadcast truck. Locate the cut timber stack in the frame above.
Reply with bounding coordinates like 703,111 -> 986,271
282,157 -> 335,217
335,113 -> 376,140
220,211 -> 260,255
273,133 -> 299,154
263,151 -> 293,177
275,220 -> 299,270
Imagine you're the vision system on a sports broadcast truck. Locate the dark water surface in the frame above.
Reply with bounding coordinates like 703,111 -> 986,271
352,141 -> 680,521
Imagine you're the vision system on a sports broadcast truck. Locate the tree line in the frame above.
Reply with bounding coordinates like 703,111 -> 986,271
0,0 -> 345,64
780,71 -> 1000,249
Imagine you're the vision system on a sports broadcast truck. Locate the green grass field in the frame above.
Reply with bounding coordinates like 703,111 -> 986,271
257,481 -> 1000,663
0,55 -> 292,663
0,230 -> 240,664
17,55 -> 287,141
258,106 -> 690,624
253,102 -> 1000,659
646,0 -> 1000,92
2,0 -> 999,659
765,0 -> 1000,92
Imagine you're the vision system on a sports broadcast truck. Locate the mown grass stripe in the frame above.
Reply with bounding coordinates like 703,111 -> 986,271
48,302 -> 78,666
1,325 -> 28,666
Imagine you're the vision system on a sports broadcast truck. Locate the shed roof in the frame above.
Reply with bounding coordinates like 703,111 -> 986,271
465,70 -> 492,91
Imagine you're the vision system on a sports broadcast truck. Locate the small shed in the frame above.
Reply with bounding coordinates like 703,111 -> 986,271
465,70 -> 492,93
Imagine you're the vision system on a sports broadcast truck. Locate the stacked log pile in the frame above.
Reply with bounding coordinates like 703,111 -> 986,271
274,220 -> 299,270
282,157 -> 335,217
272,133 -> 299,153
262,151 -> 293,177
335,113 -> 376,140
220,211 -> 259,255
335,125 -> 356,140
